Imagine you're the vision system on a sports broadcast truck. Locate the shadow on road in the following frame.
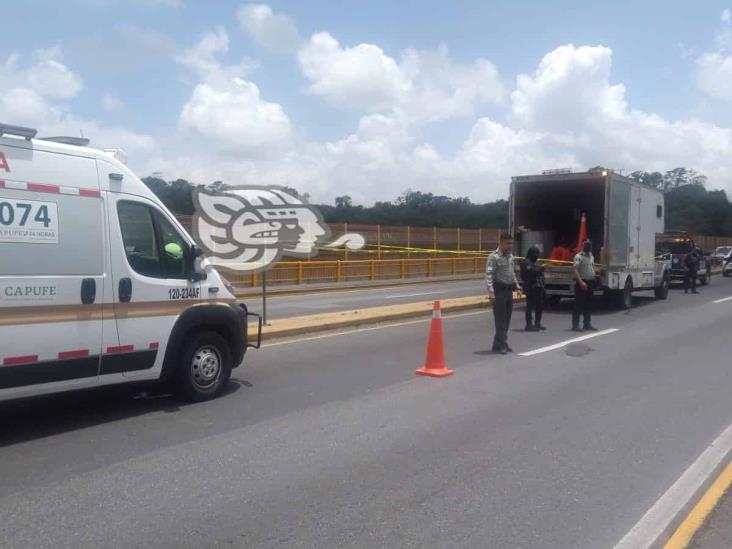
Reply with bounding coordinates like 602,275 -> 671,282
0,379 -> 246,448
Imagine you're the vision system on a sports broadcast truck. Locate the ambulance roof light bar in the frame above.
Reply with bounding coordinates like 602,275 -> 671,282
0,123 -> 37,141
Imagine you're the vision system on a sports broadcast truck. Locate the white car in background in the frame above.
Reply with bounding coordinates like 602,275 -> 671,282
713,246 -> 732,266
723,252 -> 732,277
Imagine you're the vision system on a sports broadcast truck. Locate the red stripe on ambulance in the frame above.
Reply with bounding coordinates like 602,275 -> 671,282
149,342 -> 159,350
27,183 -> 60,193
3,355 -> 39,366
106,345 -> 134,354
58,349 -> 90,360
78,188 -> 101,197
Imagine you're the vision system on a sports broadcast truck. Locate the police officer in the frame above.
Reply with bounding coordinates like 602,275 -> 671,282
572,239 -> 598,332
486,234 -> 521,354
684,248 -> 699,294
520,245 -> 546,331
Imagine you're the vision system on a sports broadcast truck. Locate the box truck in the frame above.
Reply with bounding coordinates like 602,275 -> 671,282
510,168 -> 671,309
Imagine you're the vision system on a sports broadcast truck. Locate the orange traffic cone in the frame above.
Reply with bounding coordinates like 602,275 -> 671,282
574,212 -> 588,253
416,301 -> 454,378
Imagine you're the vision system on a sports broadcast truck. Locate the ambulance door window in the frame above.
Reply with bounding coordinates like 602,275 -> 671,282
117,202 -> 162,278
152,211 -> 188,279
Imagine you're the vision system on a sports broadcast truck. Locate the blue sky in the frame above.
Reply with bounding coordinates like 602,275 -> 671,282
2,1 -> 732,203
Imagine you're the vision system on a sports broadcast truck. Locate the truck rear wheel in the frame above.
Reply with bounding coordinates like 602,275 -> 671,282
174,331 -> 232,402
654,276 -> 669,300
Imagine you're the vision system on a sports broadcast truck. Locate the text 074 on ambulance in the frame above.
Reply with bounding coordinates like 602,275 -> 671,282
0,123 -> 262,403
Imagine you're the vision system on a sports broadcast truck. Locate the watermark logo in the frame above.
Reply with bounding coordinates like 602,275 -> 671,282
192,186 -> 365,273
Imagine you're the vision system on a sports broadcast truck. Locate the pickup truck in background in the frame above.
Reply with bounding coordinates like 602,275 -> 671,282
656,232 -> 712,286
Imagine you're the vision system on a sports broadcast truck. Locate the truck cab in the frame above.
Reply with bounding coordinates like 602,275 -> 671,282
0,123 -> 261,404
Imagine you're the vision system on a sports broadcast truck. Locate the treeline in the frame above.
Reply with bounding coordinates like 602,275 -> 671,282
141,167 -> 732,235
317,192 -> 508,228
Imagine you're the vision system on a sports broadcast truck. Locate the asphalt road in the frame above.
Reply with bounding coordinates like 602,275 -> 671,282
2,280 -> 732,548
245,278 -> 485,319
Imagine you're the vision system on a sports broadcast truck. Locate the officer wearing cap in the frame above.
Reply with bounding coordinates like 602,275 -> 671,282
572,239 -> 598,332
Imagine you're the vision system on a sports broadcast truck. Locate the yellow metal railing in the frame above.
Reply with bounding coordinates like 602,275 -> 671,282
225,256 -> 486,287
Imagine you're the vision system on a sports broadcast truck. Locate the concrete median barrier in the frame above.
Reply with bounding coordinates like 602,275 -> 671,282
247,294 -> 523,341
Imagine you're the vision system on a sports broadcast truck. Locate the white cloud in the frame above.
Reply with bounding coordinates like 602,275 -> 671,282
101,94 -> 126,112
0,48 -> 82,102
696,9 -> 732,100
511,44 -> 626,132
397,46 -> 503,123
697,52 -> 732,100
297,32 -> 503,125
180,82 -> 292,152
298,32 -> 410,111
177,29 -> 292,154
237,3 -> 300,53
509,44 -> 732,186
176,27 -> 256,84
150,38 -> 732,204
0,46 -> 155,163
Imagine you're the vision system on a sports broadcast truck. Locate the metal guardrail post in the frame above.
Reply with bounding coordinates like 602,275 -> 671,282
377,225 -> 381,260
252,272 -> 258,287
457,227 -> 461,251
336,261 -> 342,282
297,261 -> 303,285
400,259 -> 405,278
433,226 -> 437,258
452,258 -> 456,275
407,225 -> 411,261
428,258 -> 433,277
370,260 -> 375,280
478,228 -> 482,253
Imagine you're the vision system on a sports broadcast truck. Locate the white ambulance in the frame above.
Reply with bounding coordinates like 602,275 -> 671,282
0,123 -> 261,403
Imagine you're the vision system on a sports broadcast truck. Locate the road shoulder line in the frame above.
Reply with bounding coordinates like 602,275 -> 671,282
664,459 -> 732,548
614,421 -> 732,549
518,328 -> 619,356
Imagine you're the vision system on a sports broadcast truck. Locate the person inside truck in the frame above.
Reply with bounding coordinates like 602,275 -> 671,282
520,246 -> 546,332
572,239 -> 599,332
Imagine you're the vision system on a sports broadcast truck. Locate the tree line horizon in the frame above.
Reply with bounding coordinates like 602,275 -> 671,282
142,166 -> 732,236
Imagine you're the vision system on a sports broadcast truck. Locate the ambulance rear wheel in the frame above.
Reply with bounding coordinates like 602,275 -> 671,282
175,331 -> 232,402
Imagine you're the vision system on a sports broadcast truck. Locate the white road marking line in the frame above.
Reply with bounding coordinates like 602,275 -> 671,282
519,328 -> 619,356
712,296 -> 732,303
383,291 -> 443,299
613,421 -> 732,549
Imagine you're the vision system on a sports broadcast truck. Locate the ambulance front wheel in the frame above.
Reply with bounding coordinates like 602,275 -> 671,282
175,331 -> 232,402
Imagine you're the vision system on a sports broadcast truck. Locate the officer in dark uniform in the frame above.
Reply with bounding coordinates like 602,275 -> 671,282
520,245 -> 546,331
684,249 -> 699,294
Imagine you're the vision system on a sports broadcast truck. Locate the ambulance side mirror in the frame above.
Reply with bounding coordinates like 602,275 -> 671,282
186,245 -> 207,282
